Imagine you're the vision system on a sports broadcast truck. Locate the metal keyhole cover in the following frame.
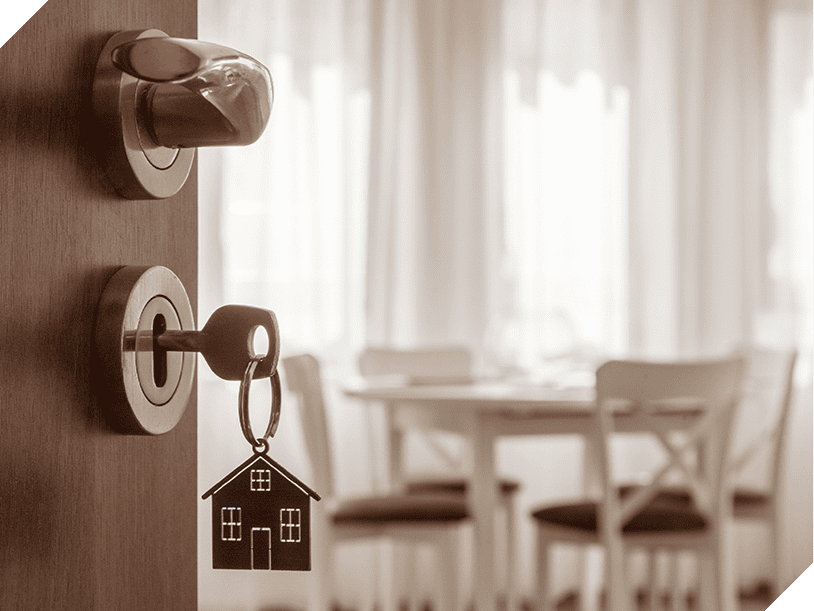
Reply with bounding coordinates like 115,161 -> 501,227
95,266 -> 195,435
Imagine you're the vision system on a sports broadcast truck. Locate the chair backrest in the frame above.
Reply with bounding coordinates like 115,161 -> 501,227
730,347 -> 797,496
594,357 -> 746,530
358,346 -> 473,381
281,354 -> 335,498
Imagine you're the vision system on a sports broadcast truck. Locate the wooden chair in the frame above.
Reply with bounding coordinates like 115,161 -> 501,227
282,353 -> 469,611
612,347 -> 797,606
358,346 -> 520,610
530,357 -> 746,611
624,347 -> 797,604
728,347 -> 797,600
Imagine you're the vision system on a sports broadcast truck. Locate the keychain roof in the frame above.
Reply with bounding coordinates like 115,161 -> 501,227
202,450 -> 321,501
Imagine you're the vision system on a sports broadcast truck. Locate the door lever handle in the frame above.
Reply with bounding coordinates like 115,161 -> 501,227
92,29 -> 273,200
110,37 -> 273,148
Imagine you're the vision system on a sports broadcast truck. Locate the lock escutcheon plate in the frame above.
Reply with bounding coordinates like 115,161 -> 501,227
95,266 -> 195,434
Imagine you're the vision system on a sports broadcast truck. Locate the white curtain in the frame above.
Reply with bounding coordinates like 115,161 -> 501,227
200,0 -> 809,369
199,0 -> 507,359
500,0 -> 790,368
627,0 -> 766,359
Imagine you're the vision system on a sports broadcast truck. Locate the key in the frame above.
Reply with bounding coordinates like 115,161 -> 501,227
154,304 -> 280,381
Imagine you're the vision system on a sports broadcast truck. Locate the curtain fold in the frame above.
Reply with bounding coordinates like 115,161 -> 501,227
199,5 -> 377,609
501,0 -> 633,371
365,0 -> 505,350
627,0 -> 769,358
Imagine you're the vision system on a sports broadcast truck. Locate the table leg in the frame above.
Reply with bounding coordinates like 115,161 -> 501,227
471,415 -> 497,611
582,434 -> 601,497
386,403 -> 405,492
581,435 -> 600,611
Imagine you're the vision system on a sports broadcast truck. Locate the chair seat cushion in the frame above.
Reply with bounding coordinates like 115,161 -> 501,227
531,498 -> 707,533
333,493 -> 470,524
406,477 -> 521,496
733,488 -> 770,509
617,484 -> 695,509
533,484 -> 773,533
619,484 -> 771,512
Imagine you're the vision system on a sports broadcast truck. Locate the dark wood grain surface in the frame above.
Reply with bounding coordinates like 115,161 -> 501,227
0,0 -> 198,608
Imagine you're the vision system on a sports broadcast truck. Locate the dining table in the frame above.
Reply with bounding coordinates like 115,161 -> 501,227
344,375 -> 709,611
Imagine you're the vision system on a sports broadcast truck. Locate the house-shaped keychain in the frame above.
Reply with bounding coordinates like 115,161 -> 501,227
202,452 -> 320,571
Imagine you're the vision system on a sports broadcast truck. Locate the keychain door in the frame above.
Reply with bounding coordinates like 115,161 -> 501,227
251,528 -> 272,570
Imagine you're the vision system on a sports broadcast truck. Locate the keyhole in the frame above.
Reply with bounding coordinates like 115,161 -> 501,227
153,313 -> 168,388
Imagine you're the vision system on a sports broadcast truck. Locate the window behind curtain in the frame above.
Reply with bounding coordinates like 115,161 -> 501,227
499,70 -> 630,375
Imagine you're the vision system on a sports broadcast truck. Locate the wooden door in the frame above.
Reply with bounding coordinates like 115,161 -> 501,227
0,0 -> 198,608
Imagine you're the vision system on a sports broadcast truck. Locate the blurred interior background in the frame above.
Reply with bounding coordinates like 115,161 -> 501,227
195,1 -> 813,609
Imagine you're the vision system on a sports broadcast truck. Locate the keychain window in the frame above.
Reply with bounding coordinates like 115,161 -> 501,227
221,507 -> 242,541
250,469 -> 272,491
280,509 -> 302,543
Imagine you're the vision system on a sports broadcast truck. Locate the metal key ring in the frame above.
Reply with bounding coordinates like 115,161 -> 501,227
238,355 -> 282,451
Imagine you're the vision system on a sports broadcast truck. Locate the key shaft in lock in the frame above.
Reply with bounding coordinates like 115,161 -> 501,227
123,328 -> 200,353
134,304 -> 280,382
153,330 -> 203,352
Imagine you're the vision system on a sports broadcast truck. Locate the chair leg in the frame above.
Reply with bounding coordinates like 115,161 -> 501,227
403,544 -> 417,611
698,550 -> 715,611
380,541 -> 400,611
770,509 -> 784,598
645,549 -> 657,611
311,506 -> 334,611
504,493 -> 517,611
718,521 -> 738,611
437,529 -> 460,611
582,547 -> 603,611
603,537 -> 627,611
535,528 -> 551,611
699,529 -> 737,611
667,552 -> 686,611
577,547 -> 589,611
